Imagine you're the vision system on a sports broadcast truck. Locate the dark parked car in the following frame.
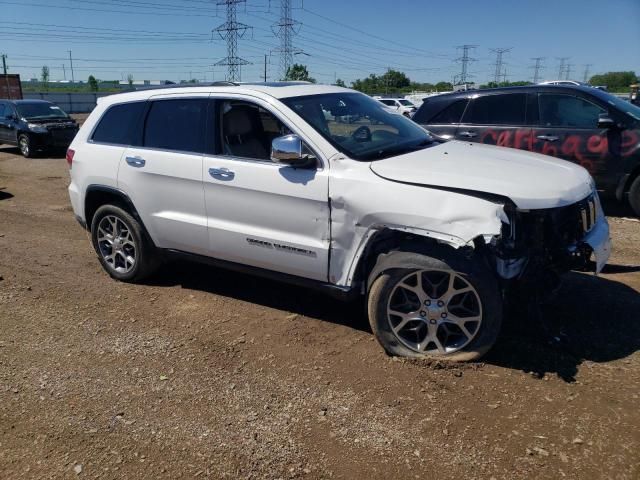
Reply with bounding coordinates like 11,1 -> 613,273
413,85 -> 640,215
0,99 -> 79,157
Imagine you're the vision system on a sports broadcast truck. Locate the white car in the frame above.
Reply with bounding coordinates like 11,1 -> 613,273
67,81 -> 611,361
376,98 -> 417,117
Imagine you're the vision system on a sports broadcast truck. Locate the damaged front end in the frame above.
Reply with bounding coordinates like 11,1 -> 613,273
490,192 -> 611,291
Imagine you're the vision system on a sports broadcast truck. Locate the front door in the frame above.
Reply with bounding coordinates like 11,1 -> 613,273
117,95 -> 209,255
203,98 -> 330,281
454,92 -> 532,151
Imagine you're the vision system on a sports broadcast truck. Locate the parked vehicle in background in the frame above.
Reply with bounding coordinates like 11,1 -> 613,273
0,99 -> 79,157
630,84 -> 640,106
539,80 -> 589,87
376,97 -> 417,117
413,85 -> 640,215
67,82 -> 610,362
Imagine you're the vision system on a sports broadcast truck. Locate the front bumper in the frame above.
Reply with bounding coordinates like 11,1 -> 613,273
582,216 -> 611,273
29,127 -> 78,150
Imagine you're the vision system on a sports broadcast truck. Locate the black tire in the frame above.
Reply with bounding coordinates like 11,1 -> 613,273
90,204 -> 159,282
18,134 -> 33,158
367,248 -> 502,362
628,175 -> 640,217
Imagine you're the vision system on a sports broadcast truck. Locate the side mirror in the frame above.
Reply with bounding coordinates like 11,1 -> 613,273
597,114 -> 616,129
271,134 -> 312,167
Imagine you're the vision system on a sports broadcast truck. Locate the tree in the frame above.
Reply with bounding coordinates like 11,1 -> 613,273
334,78 -> 346,87
380,69 -> 410,90
434,81 -> 453,92
589,71 -> 637,92
127,74 -> 134,87
40,66 -> 50,91
284,64 -> 316,83
88,75 -> 99,92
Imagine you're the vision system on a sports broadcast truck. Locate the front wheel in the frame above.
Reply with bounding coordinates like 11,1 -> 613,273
628,175 -> 640,217
367,249 -> 502,362
18,134 -> 33,158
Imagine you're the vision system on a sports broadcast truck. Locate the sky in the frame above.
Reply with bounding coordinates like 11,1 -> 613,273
1,0 -> 639,86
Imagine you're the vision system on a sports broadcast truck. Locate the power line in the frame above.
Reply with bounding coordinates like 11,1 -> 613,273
490,47 -> 511,83
272,0 -> 302,79
455,45 -> 477,84
530,57 -> 545,83
214,0 -> 252,82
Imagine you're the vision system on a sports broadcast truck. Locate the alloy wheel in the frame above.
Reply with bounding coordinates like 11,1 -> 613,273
386,269 -> 483,355
96,215 -> 137,274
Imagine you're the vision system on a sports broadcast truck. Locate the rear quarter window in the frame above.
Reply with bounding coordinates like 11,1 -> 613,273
91,101 -> 146,146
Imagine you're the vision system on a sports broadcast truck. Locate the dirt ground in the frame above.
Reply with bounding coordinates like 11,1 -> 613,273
1,122 -> 639,479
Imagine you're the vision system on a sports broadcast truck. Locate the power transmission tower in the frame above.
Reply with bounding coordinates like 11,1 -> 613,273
556,57 -> 569,79
502,66 -> 508,84
214,0 -> 252,82
490,47 -> 511,84
582,64 -> 593,83
531,57 -> 545,83
272,0 -> 302,80
565,63 -> 573,80
455,45 -> 477,85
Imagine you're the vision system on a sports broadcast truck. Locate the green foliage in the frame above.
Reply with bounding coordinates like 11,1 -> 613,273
40,66 -> 50,91
334,78 -> 346,87
589,71 -> 637,92
284,64 -> 316,83
88,75 -> 99,92
479,80 -> 531,89
127,73 -> 134,86
351,69 -> 410,94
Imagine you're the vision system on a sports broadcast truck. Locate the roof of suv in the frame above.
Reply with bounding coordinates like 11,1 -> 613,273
97,81 -> 351,107
3,99 -> 54,105
430,84 -> 601,99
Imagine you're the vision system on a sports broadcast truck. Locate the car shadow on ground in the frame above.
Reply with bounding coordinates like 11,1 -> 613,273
150,262 -> 639,382
150,261 -> 370,332
486,272 -> 640,382
0,188 -> 14,201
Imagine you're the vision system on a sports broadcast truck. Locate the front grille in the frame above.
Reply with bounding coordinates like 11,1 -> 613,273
578,195 -> 597,234
49,127 -> 77,146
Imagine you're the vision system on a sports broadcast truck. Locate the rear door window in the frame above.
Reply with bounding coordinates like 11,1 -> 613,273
92,101 -> 146,145
143,98 -> 207,153
538,94 -> 605,128
462,93 -> 527,125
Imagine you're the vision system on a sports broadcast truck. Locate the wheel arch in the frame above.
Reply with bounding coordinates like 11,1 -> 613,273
617,164 -> 640,201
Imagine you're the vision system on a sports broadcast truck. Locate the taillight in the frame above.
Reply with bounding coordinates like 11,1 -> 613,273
66,148 -> 75,167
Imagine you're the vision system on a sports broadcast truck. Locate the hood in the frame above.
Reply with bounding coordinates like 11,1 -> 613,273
369,140 -> 593,209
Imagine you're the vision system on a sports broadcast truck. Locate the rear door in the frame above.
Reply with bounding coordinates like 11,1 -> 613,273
455,93 -> 531,150
530,92 -> 610,183
118,95 -> 209,255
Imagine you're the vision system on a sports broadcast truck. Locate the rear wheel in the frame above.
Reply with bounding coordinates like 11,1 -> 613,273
367,249 -> 502,362
628,175 -> 640,217
90,204 -> 158,282
18,134 -> 33,158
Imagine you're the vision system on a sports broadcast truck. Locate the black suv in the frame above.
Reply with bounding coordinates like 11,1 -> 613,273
413,85 -> 640,215
0,99 -> 79,157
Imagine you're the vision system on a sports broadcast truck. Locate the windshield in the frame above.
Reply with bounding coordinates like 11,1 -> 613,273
16,103 -> 70,120
398,99 -> 414,106
590,90 -> 640,122
282,92 -> 434,161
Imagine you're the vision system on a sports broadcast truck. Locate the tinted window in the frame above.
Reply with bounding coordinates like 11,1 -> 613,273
92,101 -> 145,145
463,93 -> 526,125
429,100 -> 467,124
144,98 -> 206,153
380,100 -> 395,106
538,94 -> 605,128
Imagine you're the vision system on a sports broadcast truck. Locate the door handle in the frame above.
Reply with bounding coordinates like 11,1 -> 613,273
125,156 -> 146,168
209,167 -> 235,181
458,131 -> 477,138
536,135 -> 559,142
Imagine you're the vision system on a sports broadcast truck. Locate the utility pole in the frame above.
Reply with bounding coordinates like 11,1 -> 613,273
62,64 -> 66,80
565,63 -> 573,80
213,0 -> 251,82
582,64 -> 592,83
455,45 -> 477,85
1,54 -> 9,99
67,50 -> 75,83
556,57 -> 569,79
264,54 -> 267,82
531,57 -> 545,83
272,0 -> 302,80
490,47 -> 511,84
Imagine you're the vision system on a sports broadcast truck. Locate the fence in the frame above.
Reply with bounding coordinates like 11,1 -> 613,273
23,92 -> 114,113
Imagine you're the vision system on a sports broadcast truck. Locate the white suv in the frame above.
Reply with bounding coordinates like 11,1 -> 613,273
376,98 -> 417,117
67,81 -> 611,361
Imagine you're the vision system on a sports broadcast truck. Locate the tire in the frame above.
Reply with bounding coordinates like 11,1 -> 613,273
367,248 -> 502,362
18,134 -> 33,158
90,204 -> 159,282
628,175 -> 640,217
